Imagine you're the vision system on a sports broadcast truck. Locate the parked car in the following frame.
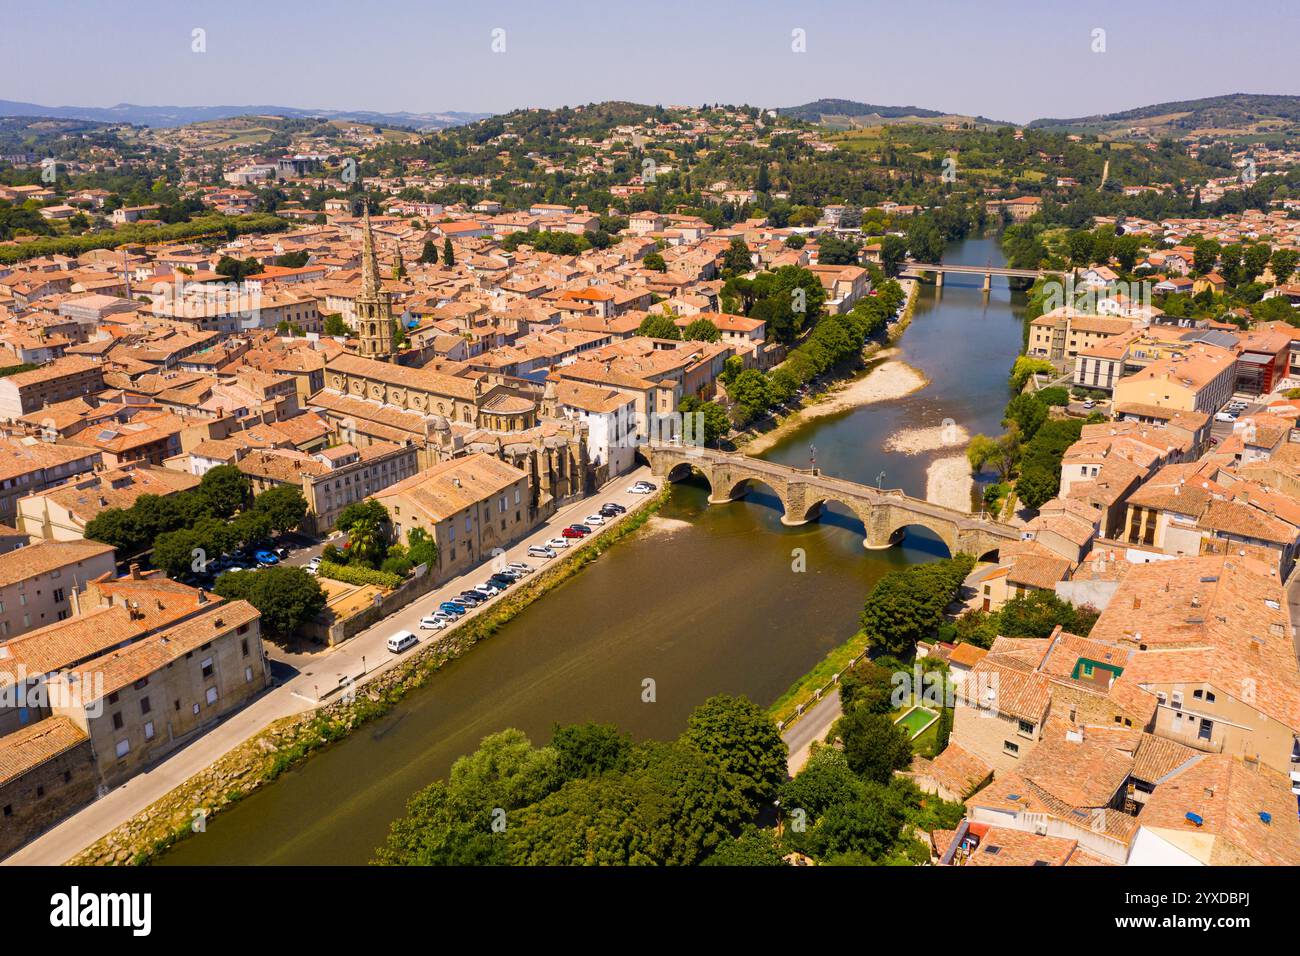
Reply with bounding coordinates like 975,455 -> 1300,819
475,582 -> 502,596
387,631 -> 418,654
1082,400 -> 1095,409
547,537 -> 571,549
569,524 -> 592,534
463,589 -> 493,602
490,571 -> 518,584
602,502 -> 627,515
560,527 -> 585,539
508,561 -> 535,574
527,546 -> 556,559
452,594 -> 481,607
627,481 -> 656,494
438,602 -> 467,617
254,550 -> 280,566
419,615 -> 448,631
306,555 -> 322,569
1215,411 -> 1236,423
583,514 -> 606,525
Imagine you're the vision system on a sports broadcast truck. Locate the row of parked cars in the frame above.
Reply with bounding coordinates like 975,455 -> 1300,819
526,500 -> 628,559
387,562 -> 537,652
387,499 -> 635,653
188,542 -> 290,587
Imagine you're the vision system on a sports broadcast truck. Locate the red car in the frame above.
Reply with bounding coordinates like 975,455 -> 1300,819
561,527 -> 586,538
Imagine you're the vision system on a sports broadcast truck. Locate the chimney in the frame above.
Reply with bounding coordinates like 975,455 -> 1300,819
198,589 -> 208,604
129,563 -> 141,580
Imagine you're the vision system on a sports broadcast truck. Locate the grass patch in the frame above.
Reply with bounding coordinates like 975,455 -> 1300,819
768,628 -> 869,727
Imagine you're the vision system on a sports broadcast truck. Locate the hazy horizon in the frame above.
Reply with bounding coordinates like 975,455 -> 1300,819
3,0 -> 1298,124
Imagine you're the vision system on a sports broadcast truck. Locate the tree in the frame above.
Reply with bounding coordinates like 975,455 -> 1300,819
324,313 -> 350,337
686,400 -> 731,446
780,747 -> 865,820
251,484 -> 308,534
681,317 -> 720,342
336,499 -> 388,533
197,465 -> 250,519
722,237 -> 752,276
419,239 -> 438,265
996,590 -> 1099,638
345,516 -> 386,568
837,708 -> 913,784
551,722 -> 631,781
1003,393 -> 1047,440
85,507 -> 148,556
861,555 -> 975,656
442,238 -> 454,267
839,659 -> 901,715
967,431 -> 1018,482
684,694 -> 787,815
213,566 -> 326,638
1271,248 -> 1299,285
703,827 -> 786,866
728,369 -> 773,426
636,313 -> 681,340
643,251 -> 667,272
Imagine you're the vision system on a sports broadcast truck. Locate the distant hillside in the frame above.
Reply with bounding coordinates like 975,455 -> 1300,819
1029,93 -> 1300,134
779,98 -> 1008,129
0,99 -> 492,130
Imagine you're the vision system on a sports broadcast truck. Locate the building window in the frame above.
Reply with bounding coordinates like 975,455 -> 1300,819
245,666 -> 254,683
144,721 -> 155,741
201,657 -> 214,679
206,687 -> 218,705
1003,740 -> 1020,756
111,712 -> 123,730
241,639 -> 249,657
115,739 -> 129,759
140,697 -> 151,714
1017,719 -> 1034,736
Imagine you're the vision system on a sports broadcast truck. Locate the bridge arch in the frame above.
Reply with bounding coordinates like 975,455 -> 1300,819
796,496 -> 873,531
871,515 -> 958,557
724,476 -> 785,509
665,461 -> 704,484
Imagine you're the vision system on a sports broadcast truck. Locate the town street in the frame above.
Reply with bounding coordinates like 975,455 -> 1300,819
4,465 -> 656,866
783,689 -> 841,775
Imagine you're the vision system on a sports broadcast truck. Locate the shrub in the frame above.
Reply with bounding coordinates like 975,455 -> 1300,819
317,560 -> 402,589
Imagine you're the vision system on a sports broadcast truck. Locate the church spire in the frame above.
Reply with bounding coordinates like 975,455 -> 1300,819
361,204 -> 382,296
355,203 -> 395,361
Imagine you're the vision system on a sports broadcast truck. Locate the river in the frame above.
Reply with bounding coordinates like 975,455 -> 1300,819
160,234 -> 1026,865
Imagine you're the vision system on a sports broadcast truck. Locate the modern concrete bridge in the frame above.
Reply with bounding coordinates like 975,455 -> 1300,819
900,260 -> 1066,290
646,445 -> 1020,556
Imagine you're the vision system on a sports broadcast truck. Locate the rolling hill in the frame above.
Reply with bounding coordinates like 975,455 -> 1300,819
1028,93 -> 1300,136
779,98 -> 1008,130
0,99 -> 491,130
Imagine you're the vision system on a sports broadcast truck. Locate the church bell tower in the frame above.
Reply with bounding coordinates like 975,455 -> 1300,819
356,206 -> 395,361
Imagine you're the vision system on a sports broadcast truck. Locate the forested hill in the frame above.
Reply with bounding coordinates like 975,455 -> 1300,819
1029,93 -> 1300,132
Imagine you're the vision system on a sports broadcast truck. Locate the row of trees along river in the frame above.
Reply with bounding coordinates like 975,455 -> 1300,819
161,234 -> 1027,864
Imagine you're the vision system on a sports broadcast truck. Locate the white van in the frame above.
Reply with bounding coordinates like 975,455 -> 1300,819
386,630 -> 418,654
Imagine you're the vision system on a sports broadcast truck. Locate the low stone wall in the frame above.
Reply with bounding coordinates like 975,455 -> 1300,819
326,565 -> 433,646
67,489 -> 667,866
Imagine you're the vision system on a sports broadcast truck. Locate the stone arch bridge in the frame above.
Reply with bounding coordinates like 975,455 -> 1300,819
647,445 -> 1020,557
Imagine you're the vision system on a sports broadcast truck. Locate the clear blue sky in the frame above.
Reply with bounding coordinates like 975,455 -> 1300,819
3,0 -> 1297,122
